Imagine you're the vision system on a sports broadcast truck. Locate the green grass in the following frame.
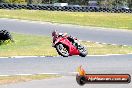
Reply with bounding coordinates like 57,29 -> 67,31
0,9 -> 132,30
0,74 -> 60,85
0,33 -> 132,56
81,41 -> 132,55
0,33 -> 58,56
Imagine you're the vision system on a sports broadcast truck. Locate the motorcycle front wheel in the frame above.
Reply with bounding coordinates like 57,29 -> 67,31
78,45 -> 88,57
56,44 -> 69,57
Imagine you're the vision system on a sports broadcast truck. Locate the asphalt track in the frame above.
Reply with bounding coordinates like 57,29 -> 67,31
0,76 -> 131,88
0,18 -> 132,45
0,55 -> 132,88
0,18 -> 132,88
0,55 -> 132,75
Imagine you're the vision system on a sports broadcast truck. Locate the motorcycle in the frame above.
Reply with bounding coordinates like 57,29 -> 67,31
52,35 -> 88,57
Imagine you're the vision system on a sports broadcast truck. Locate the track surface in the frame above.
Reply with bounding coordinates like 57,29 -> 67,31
0,18 -> 132,88
0,18 -> 132,45
0,55 -> 132,88
0,76 -> 131,88
0,55 -> 132,75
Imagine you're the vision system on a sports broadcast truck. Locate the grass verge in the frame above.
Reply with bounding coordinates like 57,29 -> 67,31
0,74 -> 60,85
0,9 -> 132,30
0,33 -> 132,56
81,41 -> 132,55
0,33 -> 58,56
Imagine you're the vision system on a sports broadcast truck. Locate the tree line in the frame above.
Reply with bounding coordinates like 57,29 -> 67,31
0,0 -> 131,8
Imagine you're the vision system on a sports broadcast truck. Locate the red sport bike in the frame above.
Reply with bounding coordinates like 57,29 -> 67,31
52,34 -> 88,57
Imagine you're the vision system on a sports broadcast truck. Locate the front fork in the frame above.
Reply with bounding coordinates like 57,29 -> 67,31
73,40 -> 81,49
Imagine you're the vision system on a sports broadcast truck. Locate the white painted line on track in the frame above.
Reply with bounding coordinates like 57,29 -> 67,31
79,40 -> 130,47
0,72 -> 77,77
88,53 -> 132,57
11,56 -> 38,58
0,53 -> 132,59
0,75 -> 11,77
15,74 -> 33,76
0,18 -> 52,25
0,73 -> 59,77
0,57 -> 9,59
12,56 -> 59,58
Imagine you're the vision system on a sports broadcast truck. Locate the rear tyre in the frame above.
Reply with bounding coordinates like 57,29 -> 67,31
56,44 -> 69,57
78,45 -> 88,57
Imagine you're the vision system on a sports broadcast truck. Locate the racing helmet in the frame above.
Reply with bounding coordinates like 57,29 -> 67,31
52,30 -> 57,37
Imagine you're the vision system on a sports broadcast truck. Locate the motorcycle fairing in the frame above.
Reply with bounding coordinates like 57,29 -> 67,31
54,37 -> 80,55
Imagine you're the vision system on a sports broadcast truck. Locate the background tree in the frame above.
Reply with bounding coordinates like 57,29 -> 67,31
3,0 -> 26,3
0,0 -> 131,8
27,0 -> 32,4
127,0 -> 132,8
0,0 -> 3,3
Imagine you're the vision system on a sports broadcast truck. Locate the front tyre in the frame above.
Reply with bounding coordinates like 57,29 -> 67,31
56,44 -> 69,57
78,45 -> 88,57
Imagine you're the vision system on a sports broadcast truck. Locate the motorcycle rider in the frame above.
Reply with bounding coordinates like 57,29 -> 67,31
52,30 -> 80,48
